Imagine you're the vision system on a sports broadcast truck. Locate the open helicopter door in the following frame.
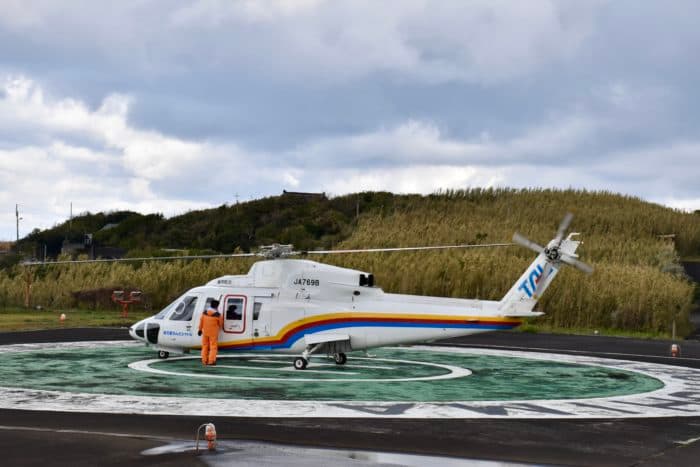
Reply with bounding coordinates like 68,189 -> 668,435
222,294 -> 249,336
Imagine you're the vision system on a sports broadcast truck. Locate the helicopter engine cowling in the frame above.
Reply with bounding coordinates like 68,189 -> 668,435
207,259 -> 379,302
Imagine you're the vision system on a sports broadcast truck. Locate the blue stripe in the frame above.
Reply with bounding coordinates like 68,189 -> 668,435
219,320 -> 518,353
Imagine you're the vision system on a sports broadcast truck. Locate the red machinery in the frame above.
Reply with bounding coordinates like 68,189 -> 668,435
112,290 -> 142,318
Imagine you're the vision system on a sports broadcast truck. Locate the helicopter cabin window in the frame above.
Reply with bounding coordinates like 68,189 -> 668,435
253,302 -> 262,321
225,297 -> 244,321
169,296 -> 198,321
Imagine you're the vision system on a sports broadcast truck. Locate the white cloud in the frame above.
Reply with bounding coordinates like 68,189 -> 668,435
662,198 -> 700,212
0,1 -> 603,85
0,76 -> 256,238
282,171 -> 301,188
165,0 -> 602,84
48,141 -> 117,164
296,116 -> 597,167
171,0 -> 325,26
318,165 -> 505,195
0,76 -> 260,180
1,70 -> 699,240
0,0 -> 45,29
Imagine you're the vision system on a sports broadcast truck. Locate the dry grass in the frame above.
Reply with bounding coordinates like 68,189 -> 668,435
0,307 -> 153,331
0,189 -> 697,336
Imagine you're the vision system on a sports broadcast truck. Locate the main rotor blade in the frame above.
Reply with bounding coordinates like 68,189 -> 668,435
22,252 -> 257,266
560,253 -> 594,274
303,243 -> 515,255
512,232 -> 544,254
554,212 -> 574,245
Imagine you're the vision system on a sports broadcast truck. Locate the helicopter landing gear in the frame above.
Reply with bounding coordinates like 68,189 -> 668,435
293,357 -> 308,370
157,350 -> 170,359
293,343 -> 321,370
333,352 -> 347,365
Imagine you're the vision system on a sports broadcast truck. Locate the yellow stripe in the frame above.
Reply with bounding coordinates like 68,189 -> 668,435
218,311 -> 521,347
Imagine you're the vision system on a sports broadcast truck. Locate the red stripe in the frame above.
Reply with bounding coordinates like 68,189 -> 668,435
220,316 -> 518,349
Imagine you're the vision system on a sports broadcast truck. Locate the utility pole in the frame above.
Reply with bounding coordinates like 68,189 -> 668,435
15,204 -> 21,242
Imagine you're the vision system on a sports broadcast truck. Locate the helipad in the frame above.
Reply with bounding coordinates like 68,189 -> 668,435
2,341 -> 700,418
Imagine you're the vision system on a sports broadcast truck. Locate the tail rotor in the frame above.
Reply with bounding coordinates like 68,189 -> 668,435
513,212 -> 593,276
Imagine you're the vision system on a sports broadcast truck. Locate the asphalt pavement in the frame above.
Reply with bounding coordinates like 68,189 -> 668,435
2,328 -> 700,466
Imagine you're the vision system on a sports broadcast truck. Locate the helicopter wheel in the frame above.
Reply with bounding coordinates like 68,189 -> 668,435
157,350 -> 169,359
293,357 -> 308,370
333,352 -> 347,365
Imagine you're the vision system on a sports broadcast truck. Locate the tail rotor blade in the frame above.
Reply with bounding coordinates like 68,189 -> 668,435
512,232 -> 544,254
561,254 -> 594,274
554,212 -> 574,245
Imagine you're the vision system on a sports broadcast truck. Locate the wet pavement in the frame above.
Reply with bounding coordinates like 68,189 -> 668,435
2,328 -> 700,465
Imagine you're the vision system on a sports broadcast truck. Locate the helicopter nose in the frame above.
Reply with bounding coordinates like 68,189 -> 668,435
130,320 -> 147,342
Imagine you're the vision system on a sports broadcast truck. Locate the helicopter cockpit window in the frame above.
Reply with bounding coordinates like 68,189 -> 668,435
225,297 -> 244,321
253,302 -> 262,321
169,296 -> 198,321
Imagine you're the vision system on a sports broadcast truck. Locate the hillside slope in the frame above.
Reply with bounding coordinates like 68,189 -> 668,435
15,192 -> 399,257
2,189 -> 698,336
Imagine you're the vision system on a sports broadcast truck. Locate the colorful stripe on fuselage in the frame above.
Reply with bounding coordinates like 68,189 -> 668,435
211,312 -> 521,352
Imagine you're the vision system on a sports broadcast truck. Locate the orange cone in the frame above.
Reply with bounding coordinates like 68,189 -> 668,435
205,423 -> 217,451
671,344 -> 680,357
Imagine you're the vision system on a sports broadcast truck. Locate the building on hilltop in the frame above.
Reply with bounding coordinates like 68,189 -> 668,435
282,190 -> 327,201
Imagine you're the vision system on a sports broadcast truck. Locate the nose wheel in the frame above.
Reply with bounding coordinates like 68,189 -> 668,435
157,350 -> 169,359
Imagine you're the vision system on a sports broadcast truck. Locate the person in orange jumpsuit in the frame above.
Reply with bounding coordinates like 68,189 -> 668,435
198,299 -> 223,366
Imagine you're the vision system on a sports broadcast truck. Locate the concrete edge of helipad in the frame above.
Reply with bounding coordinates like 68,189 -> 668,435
2,341 -> 700,419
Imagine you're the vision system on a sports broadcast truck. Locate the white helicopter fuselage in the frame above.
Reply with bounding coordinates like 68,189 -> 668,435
129,233 -> 582,359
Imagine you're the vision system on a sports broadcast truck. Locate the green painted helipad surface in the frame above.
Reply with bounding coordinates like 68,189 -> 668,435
0,342 -> 662,402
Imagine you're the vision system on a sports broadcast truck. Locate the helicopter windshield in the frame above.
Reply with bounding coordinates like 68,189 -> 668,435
153,303 -> 174,320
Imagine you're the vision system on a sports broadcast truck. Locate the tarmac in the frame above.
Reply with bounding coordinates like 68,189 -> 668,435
2,327 -> 700,466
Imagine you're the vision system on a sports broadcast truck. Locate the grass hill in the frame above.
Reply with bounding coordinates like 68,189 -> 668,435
15,192 -> 401,257
2,188 -> 699,337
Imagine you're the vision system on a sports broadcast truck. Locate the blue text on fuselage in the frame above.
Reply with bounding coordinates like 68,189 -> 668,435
163,330 -> 192,337
518,264 -> 545,298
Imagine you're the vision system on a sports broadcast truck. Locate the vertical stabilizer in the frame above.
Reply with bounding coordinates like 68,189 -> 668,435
500,215 -> 590,314
500,252 -> 561,312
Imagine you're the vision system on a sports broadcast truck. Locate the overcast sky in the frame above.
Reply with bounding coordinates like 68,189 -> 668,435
1,0 -> 699,240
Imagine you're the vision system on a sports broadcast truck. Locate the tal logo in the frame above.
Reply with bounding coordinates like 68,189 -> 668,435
517,264 -> 551,298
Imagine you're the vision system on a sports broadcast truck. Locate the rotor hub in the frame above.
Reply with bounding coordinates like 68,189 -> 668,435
545,247 -> 561,261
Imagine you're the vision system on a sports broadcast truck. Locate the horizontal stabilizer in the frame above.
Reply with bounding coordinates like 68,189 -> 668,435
502,311 -> 544,318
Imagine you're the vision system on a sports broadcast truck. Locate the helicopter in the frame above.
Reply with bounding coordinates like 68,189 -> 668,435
128,213 -> 593,369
